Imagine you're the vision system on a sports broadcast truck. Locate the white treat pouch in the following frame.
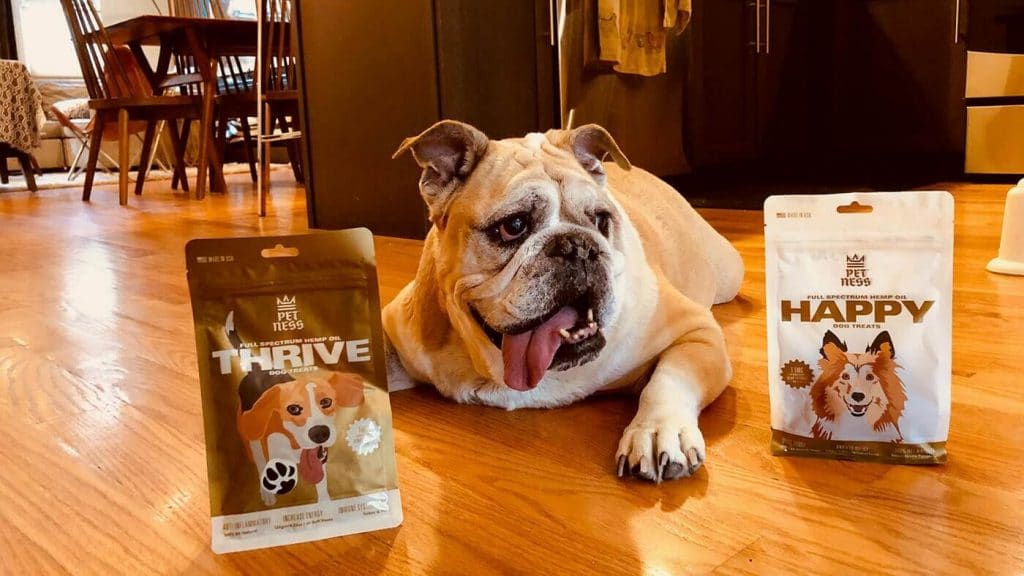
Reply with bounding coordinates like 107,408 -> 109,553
765,192 -> 953,464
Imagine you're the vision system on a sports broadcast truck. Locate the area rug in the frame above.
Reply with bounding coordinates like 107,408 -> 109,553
0,162 -> 259,193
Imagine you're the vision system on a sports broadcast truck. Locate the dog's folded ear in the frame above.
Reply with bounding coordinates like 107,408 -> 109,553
392,120 -> 490,225
238,385 -> 282,442
867,331 -> 895,359
554,124 -> 631,185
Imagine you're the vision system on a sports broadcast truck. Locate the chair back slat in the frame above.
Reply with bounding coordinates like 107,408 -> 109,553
169,0 -> 224,18
59,0 -> 145,101
174,0 -> 252,95
261,0 -> 295,95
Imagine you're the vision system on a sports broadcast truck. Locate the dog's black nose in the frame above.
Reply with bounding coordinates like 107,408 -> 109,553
546,233 -> 598,261
309,425 -> 331,444
851,392 -> 865,402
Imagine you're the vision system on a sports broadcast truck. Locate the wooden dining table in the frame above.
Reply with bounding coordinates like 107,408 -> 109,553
102,15 -> 257,199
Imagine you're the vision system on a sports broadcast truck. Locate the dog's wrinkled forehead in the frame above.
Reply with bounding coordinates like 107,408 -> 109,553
393,121 -> 630,225
454,134 -> 602,221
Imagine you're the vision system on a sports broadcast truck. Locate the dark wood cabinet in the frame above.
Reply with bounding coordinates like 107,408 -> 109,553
686,0 -> 967,188
295,0 -> 439,238
297,0 -> 557,239
435,0 -> 557,139
825,0 -> 966,178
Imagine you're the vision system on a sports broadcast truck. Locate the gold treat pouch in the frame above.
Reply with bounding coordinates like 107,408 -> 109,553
765,192 -> 953,464
186,229 -> 402,553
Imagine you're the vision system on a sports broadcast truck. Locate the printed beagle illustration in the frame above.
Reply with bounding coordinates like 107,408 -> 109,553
224,312 -> 365,506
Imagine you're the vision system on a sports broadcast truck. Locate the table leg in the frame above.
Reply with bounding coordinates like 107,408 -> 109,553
185,28 -> 227,199
16,152 -> 37,192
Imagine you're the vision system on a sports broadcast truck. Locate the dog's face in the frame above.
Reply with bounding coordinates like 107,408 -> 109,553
238,370 -> 365,448
811,331 -> 905,427
826,355 -> 890,419
394,122 -> 633,391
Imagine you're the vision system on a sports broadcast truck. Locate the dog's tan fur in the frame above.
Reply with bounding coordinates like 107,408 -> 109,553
384,121 -> 744,482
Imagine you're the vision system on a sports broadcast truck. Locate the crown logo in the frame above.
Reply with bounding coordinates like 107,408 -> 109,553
846,254 -> 865,264
276,295 -> 297,308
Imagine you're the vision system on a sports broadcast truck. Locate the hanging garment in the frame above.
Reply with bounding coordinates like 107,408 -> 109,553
597,0 -> 692,76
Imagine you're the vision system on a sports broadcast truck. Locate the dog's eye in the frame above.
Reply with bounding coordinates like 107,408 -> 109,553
593,211 -> 611,237
320,398 -> 333,409
841,373 -> 850,380
286,404 -> 302,415
865,373 -> 874,381
488,213 -> 531,243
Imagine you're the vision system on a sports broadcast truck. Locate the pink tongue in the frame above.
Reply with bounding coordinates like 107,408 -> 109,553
502,306 -> 579,391
298,448 -> 324,484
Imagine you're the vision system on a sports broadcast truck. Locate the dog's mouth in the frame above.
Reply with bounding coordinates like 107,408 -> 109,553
471,296 -> 606,392
844,400 -> 871,417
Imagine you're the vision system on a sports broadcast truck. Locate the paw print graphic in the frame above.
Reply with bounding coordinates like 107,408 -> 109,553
260,459 -> 297,505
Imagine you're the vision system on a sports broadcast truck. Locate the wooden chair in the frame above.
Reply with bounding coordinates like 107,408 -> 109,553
50,104 -> 172,182
168,0 -> 258,186
60,0 -> 200,205
259,0 -> 303,215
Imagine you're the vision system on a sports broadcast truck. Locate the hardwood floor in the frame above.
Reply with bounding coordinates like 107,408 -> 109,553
1,173 -> 1021,574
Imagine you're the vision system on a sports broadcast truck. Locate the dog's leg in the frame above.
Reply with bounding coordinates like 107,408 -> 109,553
249,439 -> 279,506
259,434 -> 298,505
616,311 -> 731,483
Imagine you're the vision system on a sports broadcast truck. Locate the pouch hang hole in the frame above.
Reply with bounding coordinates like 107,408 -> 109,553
261,244 -> 300,258
837,201 -> 874,214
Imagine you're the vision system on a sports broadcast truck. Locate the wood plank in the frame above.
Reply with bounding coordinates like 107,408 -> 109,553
0,171 -> 1020,573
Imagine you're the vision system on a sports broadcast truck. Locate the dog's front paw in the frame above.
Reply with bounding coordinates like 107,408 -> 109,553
615,415 -> 706,483
260,458 -> 298,504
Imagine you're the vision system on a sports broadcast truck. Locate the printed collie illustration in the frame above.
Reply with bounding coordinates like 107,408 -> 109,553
810,330 -> 906,442
224,312 -> 365,506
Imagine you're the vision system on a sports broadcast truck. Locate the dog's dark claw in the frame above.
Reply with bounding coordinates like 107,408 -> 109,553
631,458 -> 656,481
663,461 -> 686,480
616,455 -> 628,478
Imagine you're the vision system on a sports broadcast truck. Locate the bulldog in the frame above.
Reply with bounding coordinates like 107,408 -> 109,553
383,121 -> 744,482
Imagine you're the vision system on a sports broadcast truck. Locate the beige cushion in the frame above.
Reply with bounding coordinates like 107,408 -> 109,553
34,79 -> 89,119
51,98 -> 91,120
37,119 -> 66,139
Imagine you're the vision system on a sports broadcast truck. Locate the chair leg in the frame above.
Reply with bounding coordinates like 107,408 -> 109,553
213,111 -> 228,193
0,152 -> 9,184
83,115 -> 106,201
67,136 -> 88,181
240,117 -> 257,183
149,121 -> 169,172
135,121 -> 157,196
16,152 -> 37,192
168,120 -> 190,193
172,120 -> 192,191
259,101 -> 271,217
118,108 -> 130,206
279,115 -> 304,184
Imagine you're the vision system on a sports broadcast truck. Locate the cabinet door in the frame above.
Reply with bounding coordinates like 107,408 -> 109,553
435,0 -> 557,138
296,0 -> 438,239
828,0 -> 966,175
686,0 -> 760,168
756,0 -> 815,164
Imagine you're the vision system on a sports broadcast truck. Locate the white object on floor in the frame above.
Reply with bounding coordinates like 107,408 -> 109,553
988,177 -> 1024,276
